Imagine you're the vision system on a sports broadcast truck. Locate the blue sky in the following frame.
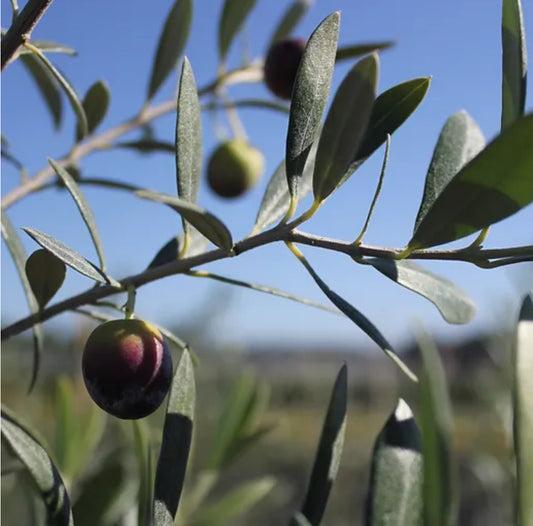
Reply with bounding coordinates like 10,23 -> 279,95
2,0 -> 532,351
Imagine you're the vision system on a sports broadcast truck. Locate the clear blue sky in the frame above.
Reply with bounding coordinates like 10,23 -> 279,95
2,0 -> 532,351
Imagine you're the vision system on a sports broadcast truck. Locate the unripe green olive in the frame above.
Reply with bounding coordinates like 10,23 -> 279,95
207,139 -> 265,198
82,319 -> 172,419
263,38 -> 307,99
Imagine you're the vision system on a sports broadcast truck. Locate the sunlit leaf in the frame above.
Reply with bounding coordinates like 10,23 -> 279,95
365,399 -> 423,526
1,407 -> 74,526
76,80 -> 110,140
414,111 -> 485,230
136,190 -> 233,253
267,0 -> 310,49
218,0 -> 259,61
335,41 -> 393,62
409,112 -> 533,250
25,249 -> 66,309
49,158 -> 107,271
313,53 -> 378,202
18,41 -> 76,55
502,0 -> 527,130
513,295 -> 533,526
147,0 -> 193,99
298,365 -> 347,525
366,258 -> 475,324
153,349 -> 195,525
286,12 -> 339,203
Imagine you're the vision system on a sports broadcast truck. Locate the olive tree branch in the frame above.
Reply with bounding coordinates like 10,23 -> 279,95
2,221 -> 532,341
0,63 -> 263,209
1,0 -> 55,71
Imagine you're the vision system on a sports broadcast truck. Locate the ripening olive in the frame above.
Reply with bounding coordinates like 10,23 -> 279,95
207,139 -> 264,198
82,319 -> 172,419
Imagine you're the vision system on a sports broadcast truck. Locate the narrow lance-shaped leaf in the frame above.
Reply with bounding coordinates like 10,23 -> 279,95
49,158 -> 107,271
418,333 -> 457,526
25,249 -> 66,309
153,348 -> 195,526
148,0 -> 193,99
218,0 -> 259,62
133,420 -> 153,526
313,53 -> 378,202
335,41 -> 393,62
513,295 -> 533,526
176,58 -> 202,242
1,407 -> 74,526
22,227 -> 117,286
366,258 -> 476,325
267,0 -> 310,49
296,365 -> 347,526
286,12 -> 339,206
365,399 -> 423,526
114,139 -> 175,154
20,53 -> 62,129
409,112 -> 533,250
76,80 -> 111,140
26,44 -> 88,138
136,190 -> 233,253
414,111 -> 486,230
1,215 -> 43,392
19,40 -> 77,56
501,0 -> 527,130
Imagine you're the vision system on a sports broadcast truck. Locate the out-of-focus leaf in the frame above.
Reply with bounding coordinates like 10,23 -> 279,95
418,333 -> 457,526
153,349 -> 195,526
136,190 -> 233,253
298,365 -> 347,525
414,111 -> 486,230
22,227 -> 117,286
218,0 -> 259,61
190,477 -> 275,526
176,58 -> 202,243
20,53 -> 62,129
26,44 -> 88,138
286,12 -> 339,205
366,258 -> 475,324
313,53 -> 378,202
19,41 -> 76,55
202,98 -> 290,114
502,0 -> 527,130
513,295 -> 533,526
147,236 -> 180,269
1,215 -> 43,392
114,139 -> 175,154
292,512 -> 313,526
25,249 -> 66,309
408,112 -> 533,250
76,80 -> 110,140
147,0 -> 193,99
1,407 -> 74,526
335,41 -> 393,62
267,0 -> 310,49
133,420 -> 153,526
49,158 -> 107,271
365,399 -> 423,526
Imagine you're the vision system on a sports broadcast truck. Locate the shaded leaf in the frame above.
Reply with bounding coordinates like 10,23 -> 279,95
335,41 -> 393,62
267,0 -> 310,49
22,227 -> 117,286
25,249 -> 66,309
298,365 -> 347,526
365,399 -> 423,526
153,349 -> 195,525
202,98 -> 290,114
409,112 -> 533,250
513,295 -> 533,526
147,236 -> 180,269
1,214 -> 43,392
1,407 -> 74,526
218,0 -> 259,61
77,80 -> 111,140
313,53 -> 378,202
133,420 -> 153,526
418,333 -> 457,526
502,0 -> 527,130
414,111 -> 486,230
366,258 -> 475,324
49,158 -> 107,270
148,0 -> 193,99
136,190 -> 233,253
114,139 -> 175,154
286,12 -> 339,204
176,57 -> 202,242
20,53 -> 62,129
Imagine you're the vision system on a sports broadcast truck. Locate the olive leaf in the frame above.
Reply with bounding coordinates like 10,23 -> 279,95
267,0 -> 310,49
25,249 -> 66,309
76,80 -> 110,140
335,41 -> 393,62
218,0 -> 260,62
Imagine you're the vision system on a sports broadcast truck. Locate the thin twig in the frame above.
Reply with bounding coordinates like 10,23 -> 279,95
1,0 -> 54,71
